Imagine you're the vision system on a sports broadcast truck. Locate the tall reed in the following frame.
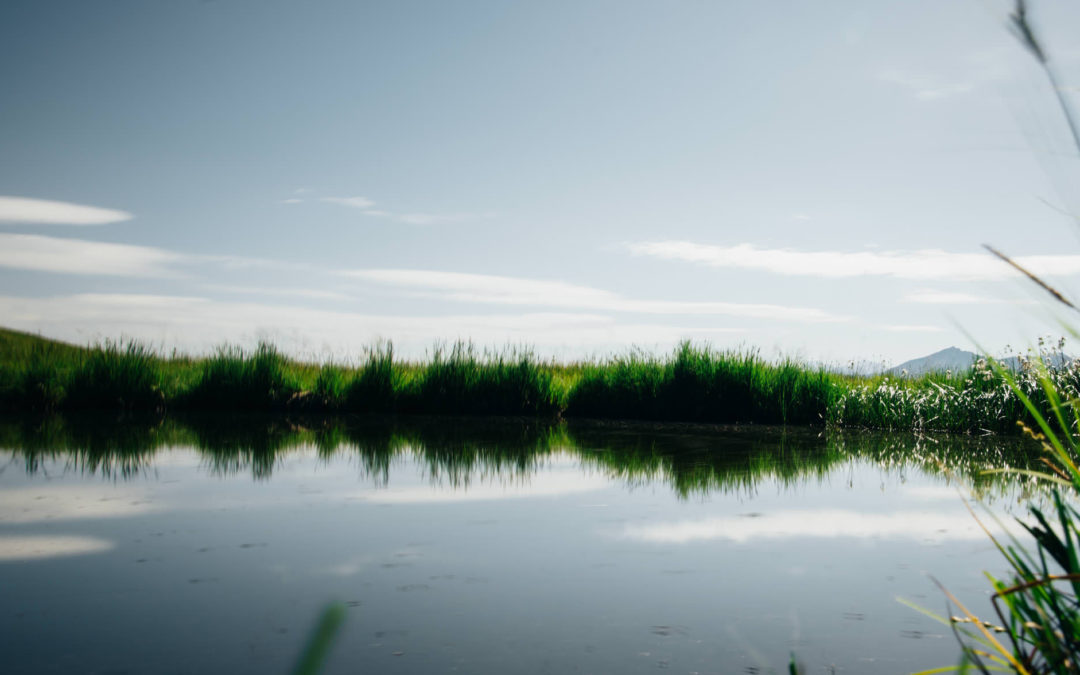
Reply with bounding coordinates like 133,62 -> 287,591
566,342 -> 832,425
181,342 -> 298,410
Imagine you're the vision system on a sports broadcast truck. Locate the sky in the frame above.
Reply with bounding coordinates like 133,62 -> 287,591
3,0 -> 1080,366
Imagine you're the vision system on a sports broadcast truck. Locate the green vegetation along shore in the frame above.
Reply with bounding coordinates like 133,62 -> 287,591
1,326 -> 1076,434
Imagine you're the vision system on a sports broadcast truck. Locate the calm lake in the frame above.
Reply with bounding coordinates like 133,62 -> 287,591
0,415 -> 1044,674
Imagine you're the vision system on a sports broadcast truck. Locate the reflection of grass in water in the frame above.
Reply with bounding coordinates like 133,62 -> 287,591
0,414 -> 1046,498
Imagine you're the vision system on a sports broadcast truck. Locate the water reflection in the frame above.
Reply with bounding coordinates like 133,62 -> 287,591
0,484 -> 159,524
0,534 -> 113,561
0,413 -> 1049,498
0,414 -> 1045,675
620,509 -> 1002,544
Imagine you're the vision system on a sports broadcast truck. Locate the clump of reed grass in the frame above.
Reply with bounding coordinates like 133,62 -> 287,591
566,342 -> 833,425
0,344 -> 69,412
65,340 -> 164,411
182,342 -> 298,410
345,343 -> 399,413
406,342 -> 563,416
312,364 -> 347,410
829,344 -> 1080,434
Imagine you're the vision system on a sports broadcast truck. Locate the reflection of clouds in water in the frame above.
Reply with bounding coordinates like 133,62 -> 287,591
620,509 -> 1003,544
359,469 -> 609,504
0,535 -> 113,561
0,485 -> 160,524
902,486 -> 963,502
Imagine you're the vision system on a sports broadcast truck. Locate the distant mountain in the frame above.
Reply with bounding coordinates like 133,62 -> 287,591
887,347 -> 978,376
887,346 -> 1073,376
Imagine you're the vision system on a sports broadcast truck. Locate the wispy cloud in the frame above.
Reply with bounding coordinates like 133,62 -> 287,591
0,233 -> 299,279
902,289 -> 1005,304
0,196 -> 133,225
396,212 -> 482,225
321,196 -> 376,209
880,324 -> 943,333
0,293 -> 736,355
875,51 -> 1012,102
627,241 -> 1080,281
342,268 -> 846,322
314,195 -> 486,225
202,284 -> 350,301
0,233 -> 182,277
877,69 -> 975,100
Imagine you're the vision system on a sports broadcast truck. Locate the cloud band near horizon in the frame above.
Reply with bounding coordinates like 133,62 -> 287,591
627,241 -> 1080,281
342,268 -> 848,322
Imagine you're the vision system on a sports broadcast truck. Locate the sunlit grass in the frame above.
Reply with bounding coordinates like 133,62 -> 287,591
2,326 -> 1077,434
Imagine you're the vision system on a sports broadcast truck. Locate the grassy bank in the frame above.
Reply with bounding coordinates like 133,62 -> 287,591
0,327 -> 1075,434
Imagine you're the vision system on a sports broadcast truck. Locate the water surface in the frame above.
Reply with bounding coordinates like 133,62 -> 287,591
0,415 -> 1045,674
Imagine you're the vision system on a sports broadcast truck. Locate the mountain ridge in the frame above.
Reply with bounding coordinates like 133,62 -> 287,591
888,346 -> 1072,376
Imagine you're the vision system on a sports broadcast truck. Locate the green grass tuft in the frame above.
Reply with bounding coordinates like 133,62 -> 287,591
66,341 -> 164,411
182,343 -> 299,411
566,342 -> 832,425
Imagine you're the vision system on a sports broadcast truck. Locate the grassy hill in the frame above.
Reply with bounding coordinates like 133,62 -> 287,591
0,327 -> 86,362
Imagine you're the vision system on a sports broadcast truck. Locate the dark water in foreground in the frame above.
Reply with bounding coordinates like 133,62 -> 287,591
0,415 -> 1047,674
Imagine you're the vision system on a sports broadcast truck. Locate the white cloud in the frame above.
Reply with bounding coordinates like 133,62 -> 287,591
0,196 -> 133,225
349,269 -> 616,307
397,212 -> 478,225
0,234 -> 308,278
0,233 -> 183,277
628,241 -> 1080,281
318,196 -> 484,225
875,59 -> 1006,101
321,196 -> 376,209
878,69 -> 974,100
0,292 -> 736,357
343,268 -> 846,322
902,289 -> 1008,304
202,284 -> 350,301
281,198 -> 303,204
881,324 -> 944,333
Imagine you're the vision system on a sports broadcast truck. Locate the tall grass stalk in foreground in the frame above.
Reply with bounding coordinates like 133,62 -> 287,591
911,3 -> 1080,671
290,603 -> 346,675
909,356 -> 1080,674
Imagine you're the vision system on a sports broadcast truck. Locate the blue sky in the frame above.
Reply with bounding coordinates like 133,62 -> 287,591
3,0 -> 1080,364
